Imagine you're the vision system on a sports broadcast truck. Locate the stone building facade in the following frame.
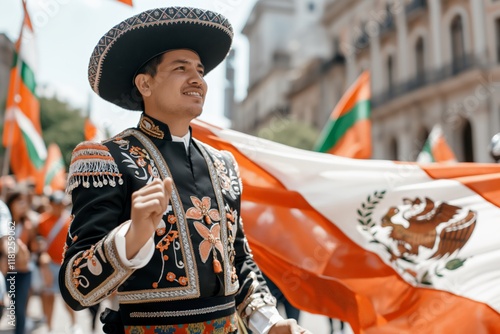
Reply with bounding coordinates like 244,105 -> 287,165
233,0 -> 500,162
0,33 -> 14,121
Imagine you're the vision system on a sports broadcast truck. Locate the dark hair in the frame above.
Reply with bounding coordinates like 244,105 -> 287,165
5,186 -> 28,210
134,53 -> 166,111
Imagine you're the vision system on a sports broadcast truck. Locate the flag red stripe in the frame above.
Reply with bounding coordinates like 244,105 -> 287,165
326,119 -> 371,159
432,136 -> 457,162
3,68 -> 40,144
422,163 -> 500,207
117,0 -> 133,6
332,71 -> 370,119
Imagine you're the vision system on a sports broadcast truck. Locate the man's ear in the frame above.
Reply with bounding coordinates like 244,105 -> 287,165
134,74 -> 152,97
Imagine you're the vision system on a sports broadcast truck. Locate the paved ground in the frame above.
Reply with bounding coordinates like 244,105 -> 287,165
0,294 -> 354,333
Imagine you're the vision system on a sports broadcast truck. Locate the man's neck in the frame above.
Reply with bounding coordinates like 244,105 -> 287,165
168,122 -> 191,137
144,112 -> 191,137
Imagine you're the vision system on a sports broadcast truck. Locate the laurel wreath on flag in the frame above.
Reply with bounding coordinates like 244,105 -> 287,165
357,190 -> 467,287
357,190 -> 386,230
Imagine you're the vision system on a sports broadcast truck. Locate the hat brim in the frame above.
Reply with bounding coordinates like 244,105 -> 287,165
88,7 -> 233,111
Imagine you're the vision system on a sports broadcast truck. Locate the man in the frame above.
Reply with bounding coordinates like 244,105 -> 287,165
59,6 -> 310,334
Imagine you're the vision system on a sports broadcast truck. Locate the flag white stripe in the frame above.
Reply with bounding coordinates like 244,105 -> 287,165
14,107 -> 47,161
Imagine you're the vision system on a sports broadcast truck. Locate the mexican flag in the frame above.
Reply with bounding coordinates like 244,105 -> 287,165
417,124 -> 457,163
84,118 -> 100,141
192,120 -> 500,333
314,71 -> 371,159
2,0 -> 46,187
40,143 -> 66,194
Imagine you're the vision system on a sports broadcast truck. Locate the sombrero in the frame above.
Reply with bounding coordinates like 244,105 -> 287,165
88,7 -> 233,110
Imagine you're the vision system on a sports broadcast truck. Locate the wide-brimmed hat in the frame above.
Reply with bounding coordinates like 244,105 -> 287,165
88,7 -> 233,110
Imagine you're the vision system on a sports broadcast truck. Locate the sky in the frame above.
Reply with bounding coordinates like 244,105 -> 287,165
0,0 -> 257,135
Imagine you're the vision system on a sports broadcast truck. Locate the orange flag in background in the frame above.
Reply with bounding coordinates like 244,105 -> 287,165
314,71 -> 371,159
192,119 -> 500,333
417,124 -> 457,163
116,0 -> 133,6
38,143 -> 66,194
84,118 -> 99,141
2,0 -> 46,190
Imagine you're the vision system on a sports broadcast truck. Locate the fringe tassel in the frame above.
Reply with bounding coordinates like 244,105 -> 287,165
67,142 -> 123,194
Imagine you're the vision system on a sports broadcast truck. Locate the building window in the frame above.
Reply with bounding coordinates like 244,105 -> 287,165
450,15 -> 466,73
495,17 -> 500,63
415,37 -> 425,82
387,55 -> 395,94
462,119 -> 474,162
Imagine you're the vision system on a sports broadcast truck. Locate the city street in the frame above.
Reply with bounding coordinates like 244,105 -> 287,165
0,294 -> 353,334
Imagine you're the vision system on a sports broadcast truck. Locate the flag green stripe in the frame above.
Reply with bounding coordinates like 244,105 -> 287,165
421,140 -> 435,162
45,158 -> 64,185
11,52 -> 37,96
21,130 -> 45,169
314,100 -> 370,152
21,60 -> 36,96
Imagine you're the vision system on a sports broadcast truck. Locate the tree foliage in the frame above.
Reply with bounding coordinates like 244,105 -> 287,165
255,116 -> 319,150
39,95 -> 85,167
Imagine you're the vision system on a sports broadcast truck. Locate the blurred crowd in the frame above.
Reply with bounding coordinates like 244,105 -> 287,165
0,175 -> 100,334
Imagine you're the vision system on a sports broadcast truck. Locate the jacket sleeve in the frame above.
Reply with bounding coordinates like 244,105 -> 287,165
59,141 -> 135,310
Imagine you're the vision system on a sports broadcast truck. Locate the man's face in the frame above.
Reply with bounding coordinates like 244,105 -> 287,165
143,49 -> 207,122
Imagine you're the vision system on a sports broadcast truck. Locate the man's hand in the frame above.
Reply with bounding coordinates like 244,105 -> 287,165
126,178 -> 172,259
268,319 -> 312,334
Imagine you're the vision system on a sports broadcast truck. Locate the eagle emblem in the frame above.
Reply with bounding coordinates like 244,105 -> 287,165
381,197 -> 476,260
358,193 -> 478,286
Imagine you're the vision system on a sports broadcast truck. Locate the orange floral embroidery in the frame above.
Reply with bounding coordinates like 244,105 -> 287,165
186,196 -> 220,225
193,222 -> 223,263
156,231 -> 179,252
167,215 -> 177,225
166,272 -> 176,282
156,227 -> 166,236
178,276 -> 188,286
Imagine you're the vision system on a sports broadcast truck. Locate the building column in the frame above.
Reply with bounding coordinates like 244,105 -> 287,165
343,29 -> 359,86
395,3 -> 409,82
472,108 -> 490,162
369,34 -> 384,95
470,0 -> 487,63
429,0 -> 443,69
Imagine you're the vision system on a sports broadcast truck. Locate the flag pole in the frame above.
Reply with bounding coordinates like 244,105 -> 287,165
1,0 -> 28,200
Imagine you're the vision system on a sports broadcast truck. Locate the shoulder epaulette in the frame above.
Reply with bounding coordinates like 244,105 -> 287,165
67,141 -> 123,194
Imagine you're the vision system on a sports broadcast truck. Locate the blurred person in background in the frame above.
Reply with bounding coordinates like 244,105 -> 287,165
37,191 -> 82,334
0,199 -> 12,320
5,185 -> 39,334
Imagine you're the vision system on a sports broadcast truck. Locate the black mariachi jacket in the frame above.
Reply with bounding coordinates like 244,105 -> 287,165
59,114 -> 275,326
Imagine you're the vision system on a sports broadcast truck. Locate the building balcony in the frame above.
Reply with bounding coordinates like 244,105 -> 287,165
405,0 -> 427,16
372,53 -> 482,108
379,11 -> 395,37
